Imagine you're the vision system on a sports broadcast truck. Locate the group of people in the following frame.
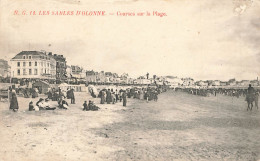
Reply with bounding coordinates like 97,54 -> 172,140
98,86 -> 163,107
99,89 -> 127,106
127,87 -> 160,102
176,84 -> 259,110
21,88 -> 39,98
8,84 -> 166,112
28,95 -> 70,111
83,100 -> 100,111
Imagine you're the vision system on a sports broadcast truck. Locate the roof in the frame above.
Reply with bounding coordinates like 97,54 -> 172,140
33,80 -> 50,87
12,51 -> 49,60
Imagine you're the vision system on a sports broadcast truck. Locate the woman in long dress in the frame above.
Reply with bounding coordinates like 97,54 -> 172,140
100,90 -> 105,104
140,89 -> 144,100
10,90 -> 19,112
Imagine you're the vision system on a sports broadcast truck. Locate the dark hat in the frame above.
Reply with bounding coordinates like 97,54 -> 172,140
39,98 -> 44,101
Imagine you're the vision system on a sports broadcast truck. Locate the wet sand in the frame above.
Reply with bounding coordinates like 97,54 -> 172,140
0,91 -> 259,161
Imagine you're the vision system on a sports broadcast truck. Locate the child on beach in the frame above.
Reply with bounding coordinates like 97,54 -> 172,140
83,101 -> 89,111
29,101 -> 35,111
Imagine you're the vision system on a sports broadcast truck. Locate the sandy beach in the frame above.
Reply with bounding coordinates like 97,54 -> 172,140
0,91 -> 259,161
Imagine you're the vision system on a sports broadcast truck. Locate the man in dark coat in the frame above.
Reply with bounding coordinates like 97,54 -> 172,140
66,88 -> 71,99
246,84 -> 255,103
248,84 -> 255,94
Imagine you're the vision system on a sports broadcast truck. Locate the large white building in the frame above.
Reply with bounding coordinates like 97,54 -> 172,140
10,51 -> 56,80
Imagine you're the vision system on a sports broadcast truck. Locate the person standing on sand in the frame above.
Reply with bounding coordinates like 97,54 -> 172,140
140,89 -> 144,100
255,92 -> 259,109
112,92 -> 116,104
115,89 -> 119,102
66,88 -> 71,99
71,89 -> 75,104
100,90 -> 105,104
106,89 -> 112,104
10,89 -> 19,112
122,91 -> 127,107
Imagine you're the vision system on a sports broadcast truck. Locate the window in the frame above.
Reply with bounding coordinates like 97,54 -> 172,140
29,56 -> 32,59
23,69 -> 26,75
17,69 -> 20,75
23,62 -> 26,67
17,62 -> 20,67
23,55 -> 26,59
29,62 -> 31,66
35,62 -> 37,66
45,69 -> 47,74
29,69 -> 32,75
34,69 -> 38,75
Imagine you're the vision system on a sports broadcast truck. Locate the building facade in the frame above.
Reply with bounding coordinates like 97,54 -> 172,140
48,53 -> 67,83
86,70 -> 97,83
10,51 -> 56,80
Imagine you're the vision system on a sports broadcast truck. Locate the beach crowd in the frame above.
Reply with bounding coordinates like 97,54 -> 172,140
8,85 -> 166,112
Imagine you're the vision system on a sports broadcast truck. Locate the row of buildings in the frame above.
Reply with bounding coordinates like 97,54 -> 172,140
165,77 -> 260,88
1,50 -> 260,87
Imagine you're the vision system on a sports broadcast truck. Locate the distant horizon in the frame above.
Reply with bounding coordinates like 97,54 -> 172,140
4,49 -> 259,82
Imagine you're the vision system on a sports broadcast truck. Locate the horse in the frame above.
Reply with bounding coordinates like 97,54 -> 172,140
246,94 -> 255,111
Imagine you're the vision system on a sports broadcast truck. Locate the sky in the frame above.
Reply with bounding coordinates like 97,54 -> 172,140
0,0 -> 259,81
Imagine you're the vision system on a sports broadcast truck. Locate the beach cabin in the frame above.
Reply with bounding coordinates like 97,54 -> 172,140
59,83 -> 87,92
33,81 -> 51,94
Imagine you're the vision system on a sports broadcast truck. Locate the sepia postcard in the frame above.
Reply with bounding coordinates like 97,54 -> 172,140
0,0 -> 259,160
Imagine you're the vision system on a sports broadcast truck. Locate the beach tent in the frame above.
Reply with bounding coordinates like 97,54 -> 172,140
88,85 -> 98,96
33,81 -> 50,94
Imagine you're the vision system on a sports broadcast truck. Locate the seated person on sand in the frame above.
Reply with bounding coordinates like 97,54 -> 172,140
83,101 -> 89,111
36,98 -> 56,110
88,100 -> 100,111
42,98 -> 56,110
58,96 -> 69,109
29,101 -> 35,111
36,98 -> 45,110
